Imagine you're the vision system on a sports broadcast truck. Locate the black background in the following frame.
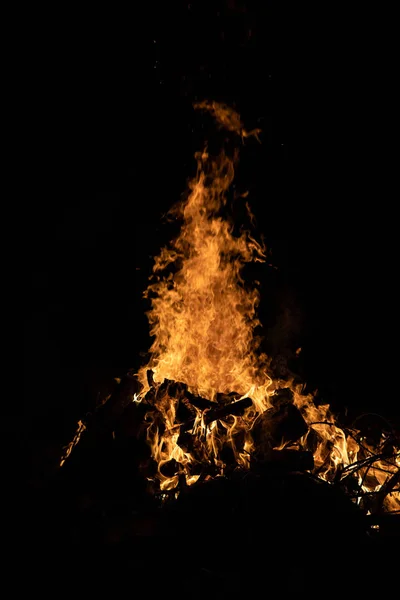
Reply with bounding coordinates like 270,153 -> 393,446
24,2 -> 399,475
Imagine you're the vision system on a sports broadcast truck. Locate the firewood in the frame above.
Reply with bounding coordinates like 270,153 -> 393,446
216,391 -> 241,405
178,396 -> 252,433
161,379 -> 216,411
176,398 -> 197,423
270,387 -> 294,406
205,397 -> 253,423
147,369 -> 155,387
251,403 -> 308,460
183,390 -> 215,411
146,376 -> 216,413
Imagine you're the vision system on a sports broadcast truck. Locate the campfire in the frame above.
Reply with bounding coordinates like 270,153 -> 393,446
61,102 -> 399,525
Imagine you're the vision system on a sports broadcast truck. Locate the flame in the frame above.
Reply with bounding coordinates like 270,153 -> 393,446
135,103 -> 399,512
139,146 -> 269,405
55,102 -> 397,515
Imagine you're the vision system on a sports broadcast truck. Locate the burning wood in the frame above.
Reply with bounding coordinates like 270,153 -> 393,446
59,102 -> 400,517
251,402 -> 308,457
205,396 -> 252,422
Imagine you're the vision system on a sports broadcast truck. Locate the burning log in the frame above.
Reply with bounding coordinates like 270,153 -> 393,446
146,372 -> 216,411
146,369 -> 155,387
216,391 -> 241,405
270,387 -> 294,406
205,396 -> 253,424
183,389 -> 215,412
251,402 -> 308,462
178,396 -> 253,433
145,372 -> 251,428
176,397 -> 197,424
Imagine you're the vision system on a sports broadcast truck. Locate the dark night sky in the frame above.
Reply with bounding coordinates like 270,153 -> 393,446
24,2 -> 399,465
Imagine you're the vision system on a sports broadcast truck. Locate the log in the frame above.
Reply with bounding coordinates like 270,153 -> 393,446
159,379 -> 215,411
178,396 -> 252,433
252,403 -> 308,445
176,397 -> 197,424
205,397 -> 253,423
251,403 -> 308,460
146,375 -> 216,412
270,387 -> 294,406
147,369 -> 154,387
216,391 -> 241,405
184,390 -> 215,412
145,380 -> 214,424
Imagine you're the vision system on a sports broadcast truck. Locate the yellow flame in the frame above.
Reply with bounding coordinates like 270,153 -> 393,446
139,147 -> 271,406
57,104 -> 399,516
133,103 -> 399,511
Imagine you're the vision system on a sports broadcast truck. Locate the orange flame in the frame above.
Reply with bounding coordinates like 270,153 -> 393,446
139,147 -> 269,407
134,102 -> 399,511
56,105 -> 399,515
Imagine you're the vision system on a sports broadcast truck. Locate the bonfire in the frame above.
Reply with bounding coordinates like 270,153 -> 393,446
61,102 -> 399,536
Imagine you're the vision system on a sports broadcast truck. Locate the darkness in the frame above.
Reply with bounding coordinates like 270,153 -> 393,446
24,1 -> 399,482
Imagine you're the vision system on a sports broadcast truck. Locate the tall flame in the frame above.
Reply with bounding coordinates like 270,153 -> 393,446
139,146 -> 270,408
56,104 -> 398,515
132,102 -> 399,508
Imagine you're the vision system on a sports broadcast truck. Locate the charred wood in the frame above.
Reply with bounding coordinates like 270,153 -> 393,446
205,396 -> 252,423
147,369 -> 155,388
270,387 -> 294,406
251,402 -> 308,461
178,396 -> 252,432
183,390 -> 215,411
216,391 -> 241,405
145,376 -> 216,414
252,402 -> 308,446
